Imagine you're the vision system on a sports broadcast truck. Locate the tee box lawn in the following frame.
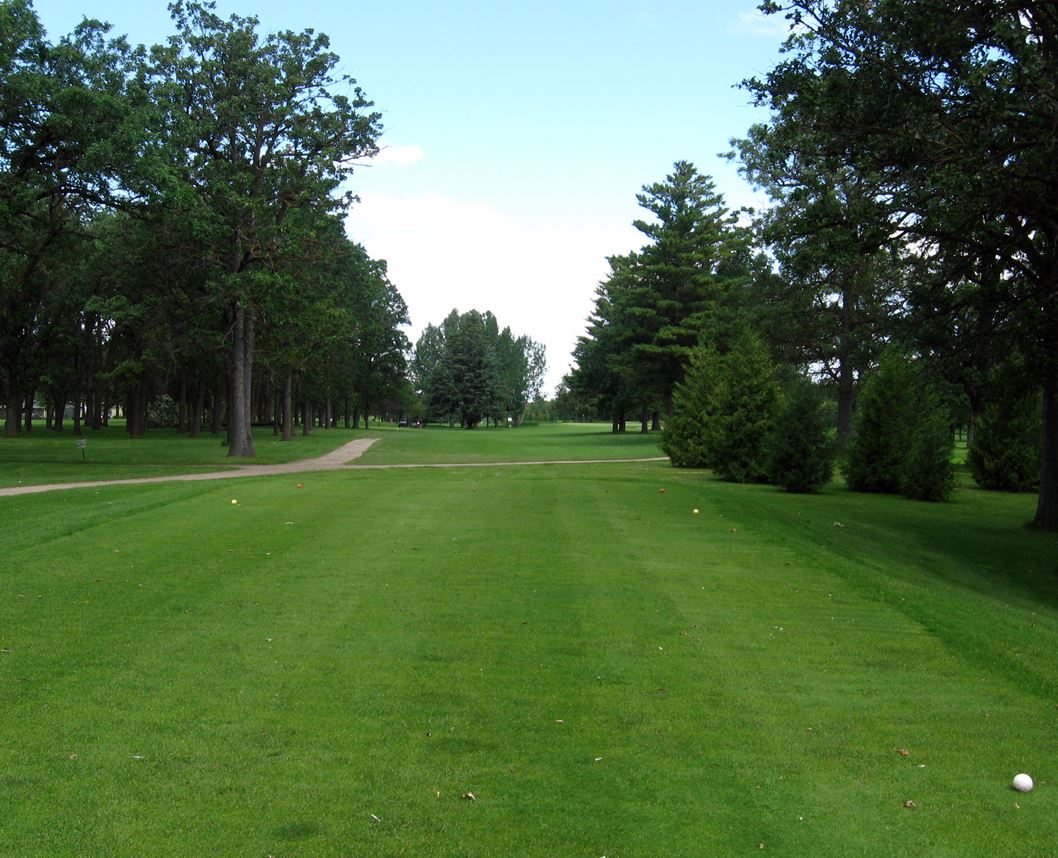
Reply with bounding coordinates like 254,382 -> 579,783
1,422 -> 1056,855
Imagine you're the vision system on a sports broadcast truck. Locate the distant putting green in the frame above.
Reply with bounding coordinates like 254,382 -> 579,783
1,427 -> 1056,855
355,421 -> 665,464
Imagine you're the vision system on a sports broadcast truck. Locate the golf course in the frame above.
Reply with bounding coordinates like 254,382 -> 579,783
2,423 -> 1055,856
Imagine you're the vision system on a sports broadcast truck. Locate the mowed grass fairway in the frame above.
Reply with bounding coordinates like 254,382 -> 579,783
2,425 -> 1057,855
0,424 -> 371,489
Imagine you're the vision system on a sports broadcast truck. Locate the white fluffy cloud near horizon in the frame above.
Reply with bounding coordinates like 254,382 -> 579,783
345,190 -> 642,396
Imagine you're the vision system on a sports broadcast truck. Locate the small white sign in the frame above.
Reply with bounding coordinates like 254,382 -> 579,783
76,438 -> 88,449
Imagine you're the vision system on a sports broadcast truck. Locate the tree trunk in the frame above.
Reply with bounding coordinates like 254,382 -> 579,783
23,391 -> 34,432
344,397 -> 351,429
639,406 -> 649,433
134,390 -> 147,437
282,372 -> 293,441
85,384 -> 99,431
256,378 -> 269,426
3,378 -> 19,437
1034,365 -> 1058,530
303,397 -> 313,436
966,387 -> 985,450
227,306 -> 255,456
190,387 -> 203,438
178,376 -> 187,434
836,357 -> 855,445
126,388 -> 143,438
72,397 -> 82,436
651,410 -> 661,431
211,387 -> 223,435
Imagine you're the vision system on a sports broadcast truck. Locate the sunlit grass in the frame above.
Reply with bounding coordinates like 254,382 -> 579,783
1,439 -> 1055,855
355,421 -> 663,465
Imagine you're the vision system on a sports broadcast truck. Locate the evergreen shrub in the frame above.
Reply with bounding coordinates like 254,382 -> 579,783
767,378 -> 834,493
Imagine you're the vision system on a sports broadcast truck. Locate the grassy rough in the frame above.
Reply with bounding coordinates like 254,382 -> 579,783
1,427 -> 1056,855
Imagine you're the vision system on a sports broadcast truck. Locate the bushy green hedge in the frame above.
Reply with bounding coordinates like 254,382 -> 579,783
967,391 -> 1041,492
901,390 -> 956,501
767,378 -> 834,493
660,346 -> 721,468
662,332 -> 780,482
843,351 -> 955,502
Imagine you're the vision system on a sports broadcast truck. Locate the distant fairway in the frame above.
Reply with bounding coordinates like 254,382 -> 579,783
0,421 -> 663,489
1,424 -> 1056,855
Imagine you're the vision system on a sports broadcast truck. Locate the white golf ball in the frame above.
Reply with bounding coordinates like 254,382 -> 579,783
1012,773 -> 1034,792
231,499 -> 238,505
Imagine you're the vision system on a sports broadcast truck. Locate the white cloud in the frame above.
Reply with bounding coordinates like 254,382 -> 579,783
346,191 -> 642,396
370,142 -> 425,166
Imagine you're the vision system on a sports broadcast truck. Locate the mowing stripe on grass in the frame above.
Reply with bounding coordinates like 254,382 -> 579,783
2,461 -> 1056,855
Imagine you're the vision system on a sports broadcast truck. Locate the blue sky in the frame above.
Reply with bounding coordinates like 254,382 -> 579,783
36,1 -> 790,393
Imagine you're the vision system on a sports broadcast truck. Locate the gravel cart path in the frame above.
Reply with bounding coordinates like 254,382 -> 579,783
0,438 -> 668,497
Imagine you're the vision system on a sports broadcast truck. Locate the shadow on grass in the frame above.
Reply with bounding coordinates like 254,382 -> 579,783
807,482 -> 1058,609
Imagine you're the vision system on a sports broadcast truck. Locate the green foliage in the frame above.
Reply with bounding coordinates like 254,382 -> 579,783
968,390 -> 1042,493
901,390 -> 957,502
746,0 -> 1058,527
143,1 -> 383,454
734,119 -> 900,444
441,310 -> 498,429
146,395 -> 179,429
415,310 -> 545,427
767,378 -> 834,493
0,1 -> 403,450
662,331 -> 780,482
551,379 -> 600,422
709,332 -> 781,483
843,352 -> 955,501
660,344 -> 720,467
0,0 -> 145,435
843,352 -> 916,494
570,161 -> 753,423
